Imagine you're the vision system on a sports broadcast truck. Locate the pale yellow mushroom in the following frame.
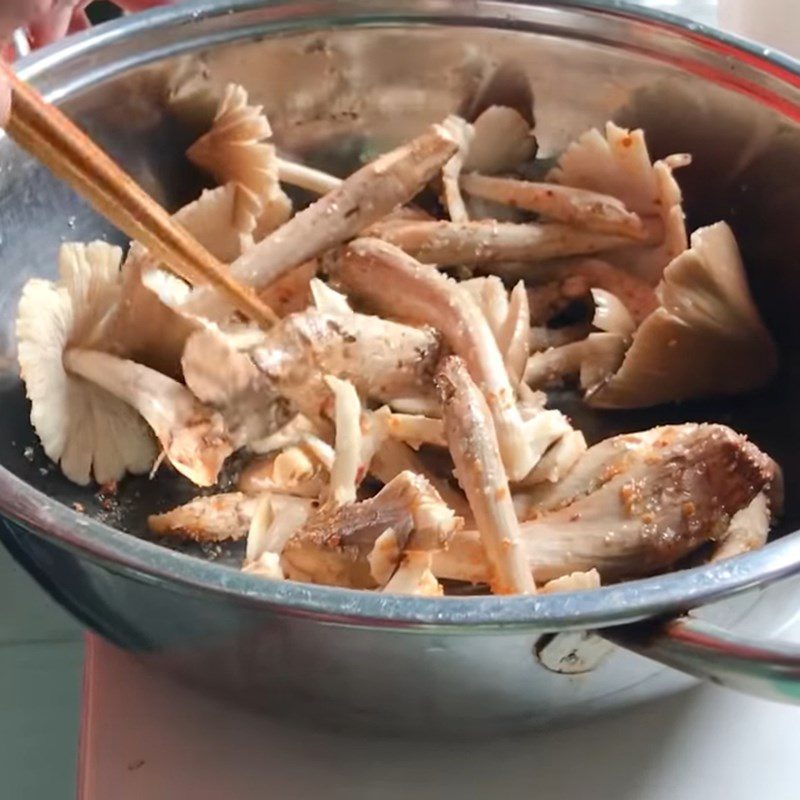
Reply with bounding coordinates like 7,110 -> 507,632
16,242 -> 156,486
187,83 -> 292,237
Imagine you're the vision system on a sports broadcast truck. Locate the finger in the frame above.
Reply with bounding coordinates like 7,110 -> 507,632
0,73 -> 9,128
27,4 -> 75,48
115,0 -> 169,9
68,7 -> 91,34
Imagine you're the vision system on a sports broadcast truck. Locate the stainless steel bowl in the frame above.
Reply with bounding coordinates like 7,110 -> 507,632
2,0 -> 800,735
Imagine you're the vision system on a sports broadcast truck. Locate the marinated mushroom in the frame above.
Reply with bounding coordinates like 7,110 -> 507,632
435,424 -> 780,584
14,107 -> 785,600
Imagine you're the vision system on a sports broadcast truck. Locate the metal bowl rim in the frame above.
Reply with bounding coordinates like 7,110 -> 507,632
3,0 -> 800,629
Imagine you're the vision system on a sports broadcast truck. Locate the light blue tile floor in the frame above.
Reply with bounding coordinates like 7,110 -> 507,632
0,545 -> 83,799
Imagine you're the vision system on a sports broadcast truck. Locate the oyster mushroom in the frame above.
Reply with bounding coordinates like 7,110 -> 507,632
437,356 -> 536,594
547,122 -> 690,283
524,288 -> 634,392
460,173 -> 646,239
16,242 -> 156,485
332,237 -> 537,481
64,349 -> 233,486
187,83 -> 292,237
589,222 -> 779,408
282,471 -> 461,588
434,423 -> 779,584
370,219 -> 632,266
183,120 -> 460,319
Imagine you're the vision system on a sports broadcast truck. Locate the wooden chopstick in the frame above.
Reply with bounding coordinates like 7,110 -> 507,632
0,62 -> 278,328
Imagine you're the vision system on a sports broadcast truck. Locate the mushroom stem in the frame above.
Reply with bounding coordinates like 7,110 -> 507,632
183,121 -> 459,318
64,348 -> 233,486
276,158 -> 343,194
250,308 -> 442,418
524,333 -> 626,391
333,238 -> 536,481
324,375 -> 362,507
369,220 -> 632,266
436,356 -> 535,595
460,173 -> 646,238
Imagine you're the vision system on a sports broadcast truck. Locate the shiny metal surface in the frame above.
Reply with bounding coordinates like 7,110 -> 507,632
2,0 -> 800,732
607,615 -> 800,703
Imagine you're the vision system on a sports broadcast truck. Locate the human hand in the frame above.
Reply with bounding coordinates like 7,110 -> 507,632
0,1 -> 170,124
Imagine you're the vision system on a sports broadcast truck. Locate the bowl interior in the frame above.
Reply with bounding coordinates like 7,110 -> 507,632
1,1 -> 800,600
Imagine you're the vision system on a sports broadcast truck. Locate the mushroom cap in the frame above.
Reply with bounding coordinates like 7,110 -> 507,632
548,122 -> 664,216
463,105 -> 536,174
590,222 -> 779,408
173,184 -> 250,263
187,83 -> 292,236
16,242 -> 156,485
548,122 -> 689,283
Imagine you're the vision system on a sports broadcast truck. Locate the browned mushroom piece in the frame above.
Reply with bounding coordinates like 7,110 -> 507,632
249,308 -> 443,421
148,492 -> 258,542
436,356 -> 535,594
711,493 -> 773,562
434,423 -> 780,584
331,237 -> 537,481
281,471 -> 462,588
589,222 -> 779,408
540,569 -> 601,595
369,219 -> 632,266
183,121 -> 460,319
460,173 -> 646,239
